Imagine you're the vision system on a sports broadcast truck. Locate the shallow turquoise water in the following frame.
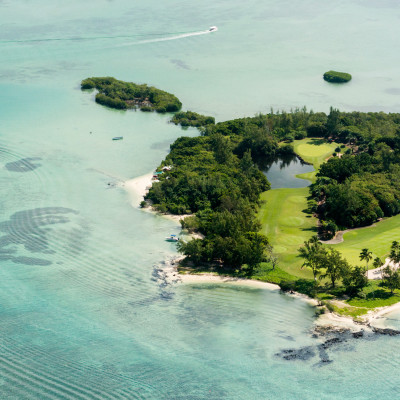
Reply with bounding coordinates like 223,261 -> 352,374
1,1 -> 400,399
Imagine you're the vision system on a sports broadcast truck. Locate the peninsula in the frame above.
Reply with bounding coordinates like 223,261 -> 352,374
84,78 -> 400,323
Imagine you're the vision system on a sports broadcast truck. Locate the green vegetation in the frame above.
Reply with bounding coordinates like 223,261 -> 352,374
171,111 -> 215,128
81,77 -> 182,113
293,139 -> 337,170
259,187 -> 315,278
323,70 -> 352,83
146,116 -> 279,273
332,214 -> 400,265
79,74 -> 400,316
257,137 -> 337,277
306,107 -> 400,235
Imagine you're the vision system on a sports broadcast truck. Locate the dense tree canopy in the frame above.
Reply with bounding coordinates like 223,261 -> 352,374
171,111 -> 215,128
81,77 -> 182,112
146,106 -> 400,269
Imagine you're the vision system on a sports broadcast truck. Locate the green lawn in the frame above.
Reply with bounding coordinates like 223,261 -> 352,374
257,138 -> 337,278
257,137 -> 400,310
259,187 -> 315,278
332,215 -> 400,266
293,138 -> 338,169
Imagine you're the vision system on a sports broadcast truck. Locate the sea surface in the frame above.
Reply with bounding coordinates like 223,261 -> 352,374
1,1 -> 400,398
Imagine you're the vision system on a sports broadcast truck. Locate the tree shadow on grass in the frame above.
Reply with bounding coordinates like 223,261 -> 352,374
366,289 -> 397,300
307,138 -> 326,146
301,226 -> 318,233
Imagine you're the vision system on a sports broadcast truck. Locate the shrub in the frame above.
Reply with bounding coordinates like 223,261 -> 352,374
279,280 -> 295,292
81,78 -> 95,89
323,70 -> 352,83
279,144 -> 295,155
293,130 -> 307,140
171,111 -> 215,128
95,93 -> 127,110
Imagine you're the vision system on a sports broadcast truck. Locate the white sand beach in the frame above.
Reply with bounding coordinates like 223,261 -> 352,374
124,172 -> 153,207
124,173 -> 195,224
179,273 -> 280,290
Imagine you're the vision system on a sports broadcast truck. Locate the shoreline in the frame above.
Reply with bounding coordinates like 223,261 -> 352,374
179,273 -> 281,291
178,270 -> 400,331
124,173 -> 193,223
124,173 -> 400,331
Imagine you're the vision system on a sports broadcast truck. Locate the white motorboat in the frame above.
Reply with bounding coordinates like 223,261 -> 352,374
209,26 -> 218,32
165,234 -> 179,242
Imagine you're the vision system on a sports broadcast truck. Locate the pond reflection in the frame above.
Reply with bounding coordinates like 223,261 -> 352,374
261,154 -> 314,189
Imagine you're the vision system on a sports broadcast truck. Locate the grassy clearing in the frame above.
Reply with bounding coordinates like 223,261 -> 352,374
293,138 -> 338,169
317,280 -> 400,317
330,303 -> 369,318
252,264 -> 299,284
347,280 -> 400,308
258,138 -> 336,277
330,215 -> 400,266
258,137 -> 400,312
259,187 -> 315,278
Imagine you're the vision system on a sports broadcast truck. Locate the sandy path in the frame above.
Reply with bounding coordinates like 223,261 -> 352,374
367,258 -> 399,280
321,224 -> 376,244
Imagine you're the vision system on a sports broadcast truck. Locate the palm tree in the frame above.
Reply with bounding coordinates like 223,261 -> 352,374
390,241 -> 400,264
372,257 -> 383,270
359,248 -> 373,277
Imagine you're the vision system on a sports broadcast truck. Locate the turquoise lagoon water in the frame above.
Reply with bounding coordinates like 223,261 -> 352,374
1,0 -> 400,398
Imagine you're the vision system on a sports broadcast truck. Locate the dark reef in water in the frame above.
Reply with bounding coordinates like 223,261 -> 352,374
276,323 -> 400,366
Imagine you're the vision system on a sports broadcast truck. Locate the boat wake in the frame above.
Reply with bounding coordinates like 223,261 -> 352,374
0,27 -> 218,46
120,27 -> 218,47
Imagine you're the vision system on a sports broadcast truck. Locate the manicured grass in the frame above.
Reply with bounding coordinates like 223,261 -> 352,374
331,215 -> 400,267
258,138 -> 337,278
259,187 -> 315,278
293,138 -> 338,170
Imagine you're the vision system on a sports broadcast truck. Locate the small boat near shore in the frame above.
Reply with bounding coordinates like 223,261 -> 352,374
165,234 -> 179,242
112,136 -> 123,140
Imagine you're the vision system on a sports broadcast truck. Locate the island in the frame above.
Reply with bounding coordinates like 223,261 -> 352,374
84,78 -> 400,324
323,70 -> 352,83
81,77 -> 182,112
171,110 -> 215,128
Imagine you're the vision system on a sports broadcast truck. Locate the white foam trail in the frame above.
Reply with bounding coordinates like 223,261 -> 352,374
118,28 -> 218,47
